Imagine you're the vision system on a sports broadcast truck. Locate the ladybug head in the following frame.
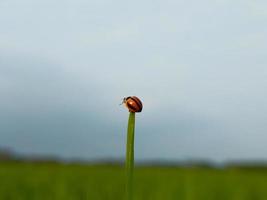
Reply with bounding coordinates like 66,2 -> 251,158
120,97 -> 127,105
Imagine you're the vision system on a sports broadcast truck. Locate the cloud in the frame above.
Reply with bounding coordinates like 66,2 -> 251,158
0,0 -> 267,162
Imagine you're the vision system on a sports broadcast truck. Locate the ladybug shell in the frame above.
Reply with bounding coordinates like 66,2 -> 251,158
125,96 -> 143,113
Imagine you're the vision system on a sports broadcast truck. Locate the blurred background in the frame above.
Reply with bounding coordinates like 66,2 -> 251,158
1,0 -> 267,199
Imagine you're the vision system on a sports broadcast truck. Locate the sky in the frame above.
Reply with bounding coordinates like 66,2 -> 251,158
0,0 -> 267,162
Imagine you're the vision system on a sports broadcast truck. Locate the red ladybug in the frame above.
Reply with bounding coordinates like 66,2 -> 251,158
122,96 -> 143,113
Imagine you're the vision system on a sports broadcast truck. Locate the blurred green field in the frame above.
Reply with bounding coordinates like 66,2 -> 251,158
0,162 -> 267,200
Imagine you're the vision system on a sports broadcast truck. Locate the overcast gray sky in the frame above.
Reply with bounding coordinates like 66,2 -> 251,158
1,0 -> 267,162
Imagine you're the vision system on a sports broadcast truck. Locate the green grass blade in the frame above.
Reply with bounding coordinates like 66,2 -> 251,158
126,112 -> 135,200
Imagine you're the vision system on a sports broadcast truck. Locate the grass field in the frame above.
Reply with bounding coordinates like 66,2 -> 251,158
0,162 -> 267,200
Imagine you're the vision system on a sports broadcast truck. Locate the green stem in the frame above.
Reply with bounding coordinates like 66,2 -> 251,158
126,112 -> 135,200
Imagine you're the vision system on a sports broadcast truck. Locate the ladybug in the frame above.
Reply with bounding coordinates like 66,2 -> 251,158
122,96 -> 143,113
